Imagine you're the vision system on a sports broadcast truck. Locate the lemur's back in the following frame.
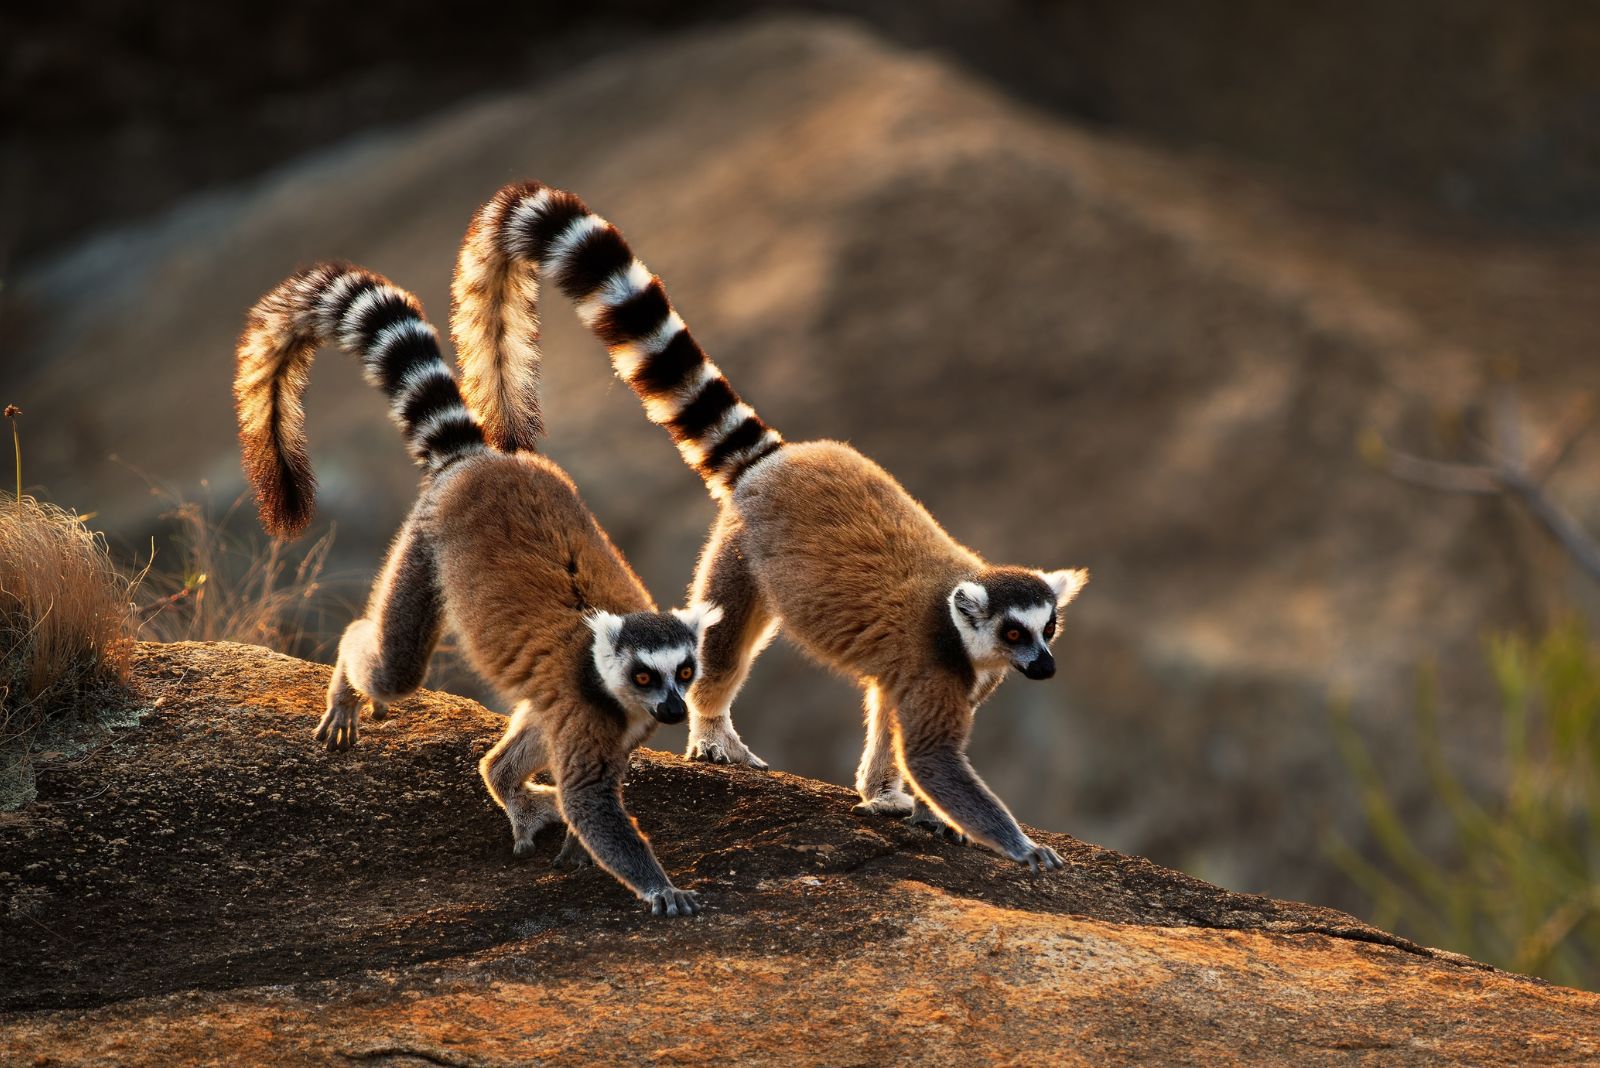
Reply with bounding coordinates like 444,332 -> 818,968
432,452 -> 653,702
734,441 -> 982,673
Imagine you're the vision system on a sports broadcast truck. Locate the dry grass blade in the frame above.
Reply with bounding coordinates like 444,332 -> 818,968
135,494 -> 343,658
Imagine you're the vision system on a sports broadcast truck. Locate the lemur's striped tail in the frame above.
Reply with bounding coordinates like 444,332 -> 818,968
235,262 -> 486,538
451,187 -> 546,452
454,182 -> 782,497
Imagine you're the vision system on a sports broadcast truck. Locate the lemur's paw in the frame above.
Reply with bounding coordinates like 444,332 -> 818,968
908,803 -> 969,844
367,698 -> 390,722
507,804 -> 564,856
644,886 -> 701,918
512,817 -> 562,860
853,790 -> 915,818
553,832 -> 594,870
685,731 -> 769,770
313,704 -> 359,752
1014,842 -> 1064,874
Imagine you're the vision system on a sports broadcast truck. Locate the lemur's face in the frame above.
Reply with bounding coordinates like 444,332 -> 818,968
950,567 -> 1088,680
587,604 -> 724,723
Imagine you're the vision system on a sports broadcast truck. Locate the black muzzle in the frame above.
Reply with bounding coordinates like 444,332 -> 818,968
653,691 -> 688,724
1017,649 -> 1056,680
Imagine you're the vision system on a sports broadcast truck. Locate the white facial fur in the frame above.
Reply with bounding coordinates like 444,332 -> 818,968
1012,603 -> 1057,632
950,582 -> 1004,667
1038,568 -> 1089,606
672,602 -> 725,638
585,610 -> 634,706
949,581 -> 1068,670
586,604 -> 724,715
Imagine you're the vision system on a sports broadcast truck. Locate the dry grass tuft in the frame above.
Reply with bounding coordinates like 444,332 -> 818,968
136,495 -> 342,657
1,496 -> 135,805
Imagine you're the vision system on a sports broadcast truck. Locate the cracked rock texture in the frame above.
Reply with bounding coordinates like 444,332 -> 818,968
1,640 -> 1597,1065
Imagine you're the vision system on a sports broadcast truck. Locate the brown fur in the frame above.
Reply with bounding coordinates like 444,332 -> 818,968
237,262 -> 701,914
451,182 -> 1085,870
731,442 -> 981,683
433,452 -> 653,703
690,446 -> 1077,870
318,449 -> 703,914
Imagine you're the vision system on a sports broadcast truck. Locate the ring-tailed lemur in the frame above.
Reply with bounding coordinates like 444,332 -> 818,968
235,261 -> 720,915
453,183 -> 1088,872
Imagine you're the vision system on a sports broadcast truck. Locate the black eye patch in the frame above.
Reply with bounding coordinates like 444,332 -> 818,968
1000,621 -> 1028,644
676,659 -> 696,683
1043,616 -> 1057,639
630,665 -> 659,688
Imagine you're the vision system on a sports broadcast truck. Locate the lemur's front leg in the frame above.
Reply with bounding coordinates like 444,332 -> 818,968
853,683 -> 914,817
555,749 -> 700,916
316,514 -> 443,751
685,510 -> 775,769
892,683 -> 1062,873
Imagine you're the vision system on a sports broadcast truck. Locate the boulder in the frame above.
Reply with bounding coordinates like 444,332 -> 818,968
1,640 -> 1596,1064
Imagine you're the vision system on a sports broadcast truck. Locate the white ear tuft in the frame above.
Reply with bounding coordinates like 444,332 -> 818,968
950,581 -> 989,623
1040,568 -> 1089,607
584,610 -> 625,650
672,602 -> 725,641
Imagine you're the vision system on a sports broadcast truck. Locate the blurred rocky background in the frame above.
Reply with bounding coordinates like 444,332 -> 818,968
3,3 -> 1599,915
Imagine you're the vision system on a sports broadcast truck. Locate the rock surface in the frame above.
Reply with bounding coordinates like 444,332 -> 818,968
8,17 -> 1600,907
1,640 -> 1597,1064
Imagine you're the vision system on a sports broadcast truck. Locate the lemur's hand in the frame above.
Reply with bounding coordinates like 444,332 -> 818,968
1012,840 -> 1064,874
685,723 -> 769,770
853,789 -> 915,818
314,697 -> 360,751
643,886 -> 702,917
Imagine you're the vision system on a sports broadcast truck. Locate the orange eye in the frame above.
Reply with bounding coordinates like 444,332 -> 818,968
1005,629 -> 1022,643
634,671 -> 652,687
678,666 -> 694,682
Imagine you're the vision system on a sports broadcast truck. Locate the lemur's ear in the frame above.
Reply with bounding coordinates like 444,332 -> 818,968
1039,568 -> 1089,607
584,610 -> 625,651
673,602 -> 725,641
951,581 -> 990,624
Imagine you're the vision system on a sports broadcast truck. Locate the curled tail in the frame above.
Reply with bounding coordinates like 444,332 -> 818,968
454,182 -> 782,497
235,261 -> 486,538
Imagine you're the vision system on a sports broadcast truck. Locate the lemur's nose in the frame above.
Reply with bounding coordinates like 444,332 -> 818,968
653,691 -> 688,724
1021,650 -> 1056,680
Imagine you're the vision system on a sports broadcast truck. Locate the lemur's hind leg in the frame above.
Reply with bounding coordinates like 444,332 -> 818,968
685,509 -> 777,769
891,681 -> 1062,872
853,683 -> 914,816
480,701 -> 564,857
317,514 -> 443,751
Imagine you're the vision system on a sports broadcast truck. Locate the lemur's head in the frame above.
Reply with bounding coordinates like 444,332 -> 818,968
586,604 -> 724,723
950,566 -> 1087,680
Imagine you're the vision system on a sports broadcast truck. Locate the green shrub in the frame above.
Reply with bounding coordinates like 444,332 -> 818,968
1332,621 -> 1600,989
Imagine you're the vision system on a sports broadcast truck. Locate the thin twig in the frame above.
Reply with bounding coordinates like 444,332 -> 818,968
1374,387 -> 1600,584
1382,449 -> 1500,495
1499,468 -> 1600,583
